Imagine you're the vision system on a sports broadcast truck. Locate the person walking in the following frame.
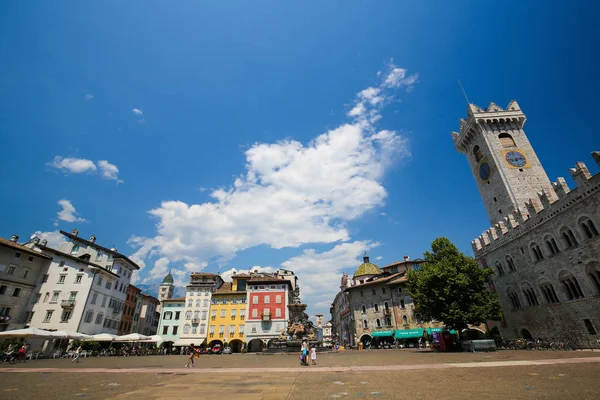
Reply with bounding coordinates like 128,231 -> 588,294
71,345 -> 82,363
310,345 -> 317,365
185,343 -> 196,368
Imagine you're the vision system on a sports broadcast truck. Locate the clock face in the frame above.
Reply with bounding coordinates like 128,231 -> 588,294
479,162 -> 491,181
505,151 -> 527,167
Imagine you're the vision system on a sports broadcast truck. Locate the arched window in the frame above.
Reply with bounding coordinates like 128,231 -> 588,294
473,145 -> 482,162
530,243 -> 544,261
580,217 -> 599,239
402,315 -> 409,325
374,303 -> 379,313
363,320 -> 368,329
495,261 -> 505,276
70,244 -> 80,255
544,236 -> 560,255
183,324 -> 191,334
361,305 -> 366,314
376,318 -> 381,328
559,271 -> 585,300
400,299 -> 405,309
521,283 -> 539,306
507,288 -> 522,309
560,227 -> 578,248
506,256 -> 516,272
384,301 -> 389,311
585,262 -> 600,295
539,282 -> 560,304
498,133 -> 516,147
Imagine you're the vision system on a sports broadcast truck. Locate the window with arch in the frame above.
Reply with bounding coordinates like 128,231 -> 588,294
539,282 -> 560,304
498,133 -> 516,147
363,319 -> 368,329
384,301 -> 390,312
400,299 -> 405,309
544,236 -> 560,255
361,305 -> 367,314
521,283 -> 539,306
473,145 -> 482,162
560,228 -> 578,248
507,288 -> 521,309
495,261 -> 505,276
384,316 -> 392,327
580,217 -> 599,239
530,244 -> 544,262
559,271 -> 585,300
585,262 -> 600,295
402,315 -> 409,325
373,303 -> 379,313
505,255 -> 516,272
376,318 -> 381,328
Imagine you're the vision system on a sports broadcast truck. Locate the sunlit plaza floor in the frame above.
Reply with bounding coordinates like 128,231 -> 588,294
1,349 -> 600,399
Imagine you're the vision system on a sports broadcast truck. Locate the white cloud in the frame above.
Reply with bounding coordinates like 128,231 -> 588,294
56,199 -> 87,223
85,94 -> 94,101
376,256 -> 383,261
32,230 -> 67,249
130,63 -> 417,285
220,266 -> 277,283
132,108 -> 143,115
141,257 -> 170,284
47,157 -> 122,183
281,241 -> 380,315
47,156 -> 97,174
347,102 -> 366,117
382,62 -> 419,90
97,160 -> 123,182
380,212 -> 387,216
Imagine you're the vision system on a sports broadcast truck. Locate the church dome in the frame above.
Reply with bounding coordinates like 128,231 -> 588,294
353,254 -> 382,279
162,271 -> 174,285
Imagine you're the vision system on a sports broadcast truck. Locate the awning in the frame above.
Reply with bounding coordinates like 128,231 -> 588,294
426,328 -> 457,335
370,330 -> 395,337
394,328 -> 424,339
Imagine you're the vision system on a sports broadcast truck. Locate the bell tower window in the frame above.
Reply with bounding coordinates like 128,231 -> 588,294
498,133 -> 516,147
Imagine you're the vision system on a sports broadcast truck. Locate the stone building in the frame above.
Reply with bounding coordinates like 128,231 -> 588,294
453,100 -> 600,346
330,255 -> 442,347
0,235 -> 52,331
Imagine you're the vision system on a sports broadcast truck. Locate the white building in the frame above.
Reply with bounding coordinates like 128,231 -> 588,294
26,229 -> 139,334
175,272 -> 223,347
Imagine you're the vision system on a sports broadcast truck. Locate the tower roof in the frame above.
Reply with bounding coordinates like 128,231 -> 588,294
353,253 -> 382,279
162,270 -> 174,285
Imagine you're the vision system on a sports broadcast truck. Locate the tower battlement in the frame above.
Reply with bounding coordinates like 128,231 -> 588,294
472,152 -> 600,255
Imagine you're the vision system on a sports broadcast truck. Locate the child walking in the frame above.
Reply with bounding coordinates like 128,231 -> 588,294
310,345 -> 317,365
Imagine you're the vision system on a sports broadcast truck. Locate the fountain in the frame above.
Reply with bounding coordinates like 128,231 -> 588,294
267,286 -> 320,352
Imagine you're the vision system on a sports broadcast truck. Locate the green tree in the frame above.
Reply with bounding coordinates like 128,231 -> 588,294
408,237 -> 501,338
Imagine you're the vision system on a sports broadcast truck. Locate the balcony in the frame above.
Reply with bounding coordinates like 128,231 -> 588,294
61,300 -> 76,309
261,313 -> 271,321
191,318 -> 200,325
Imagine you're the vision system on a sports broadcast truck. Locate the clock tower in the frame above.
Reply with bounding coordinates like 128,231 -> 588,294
452,100 -> 554,225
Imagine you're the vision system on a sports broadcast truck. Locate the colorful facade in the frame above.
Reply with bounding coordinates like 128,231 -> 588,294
207,274 -> 248,352
157,297 -> 185,344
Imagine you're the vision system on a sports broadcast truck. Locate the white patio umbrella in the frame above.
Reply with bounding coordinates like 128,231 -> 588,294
146,335 -> 164,343
0,327 -> 61,338
52,331 -> 92,340
88,333 -> 119,342
116,333 -> 150,342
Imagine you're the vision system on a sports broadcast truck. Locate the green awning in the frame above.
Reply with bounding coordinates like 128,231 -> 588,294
370,330 -> 395,337
394,328 -> 424,339
426,328 -> 457,335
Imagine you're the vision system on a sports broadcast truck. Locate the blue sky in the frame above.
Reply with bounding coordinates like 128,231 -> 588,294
1,1 -> 598,316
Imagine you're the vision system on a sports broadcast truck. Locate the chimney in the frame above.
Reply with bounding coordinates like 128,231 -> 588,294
41,239 -> 48,246
32,237 -> 40,244
89,235 -> 96,243
404,255 -> 410,261
10,234 -> 18,242
72,229 -> 79,237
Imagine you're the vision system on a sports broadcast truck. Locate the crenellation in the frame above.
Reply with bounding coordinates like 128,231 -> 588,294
472,239 -> 482,254
525,198 -> 543,216
480,234 -> 490,246
506,100 -> 521,111
537,189 -> 554,210
552,177 -> 570,199
485,102 -> 503,112
495,221 -> 508,237
592,151 -> 600,167
487,228 -> 498,242
505,214 -> 518,230
569,161 -> 592,187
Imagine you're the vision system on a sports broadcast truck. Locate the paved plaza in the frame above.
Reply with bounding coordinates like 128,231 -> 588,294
1,350 -> 600,399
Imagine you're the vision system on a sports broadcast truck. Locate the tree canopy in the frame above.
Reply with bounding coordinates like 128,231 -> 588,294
408,237 -> 501,336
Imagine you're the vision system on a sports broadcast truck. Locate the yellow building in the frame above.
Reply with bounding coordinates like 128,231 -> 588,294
207,274 -> 248,353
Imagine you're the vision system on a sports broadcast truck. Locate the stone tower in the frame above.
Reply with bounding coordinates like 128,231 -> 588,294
157,270 -> 174,312
452,100 -> 555,225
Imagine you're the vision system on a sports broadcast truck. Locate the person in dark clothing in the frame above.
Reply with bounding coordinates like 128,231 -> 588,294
185,344 -> 196,368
